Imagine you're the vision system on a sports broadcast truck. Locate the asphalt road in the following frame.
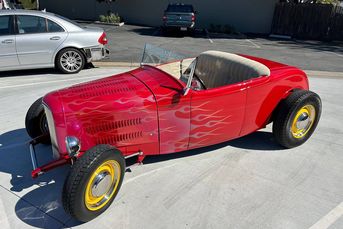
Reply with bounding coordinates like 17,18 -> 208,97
0,67 -> 342,229
94,24 -> 343,72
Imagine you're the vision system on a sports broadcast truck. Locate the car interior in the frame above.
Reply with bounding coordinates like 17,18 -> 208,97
17,15 -> 47,34
193,51 -> 271,89
0,15 -> 10,36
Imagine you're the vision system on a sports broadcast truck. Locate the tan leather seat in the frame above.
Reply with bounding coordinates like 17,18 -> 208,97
194,51 -> 270,89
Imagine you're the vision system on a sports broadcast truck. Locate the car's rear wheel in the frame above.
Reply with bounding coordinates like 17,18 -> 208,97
25,97 -> 50,144
273,90 -> 322,148
56,48 -> 85,74
62,145 -> 125,222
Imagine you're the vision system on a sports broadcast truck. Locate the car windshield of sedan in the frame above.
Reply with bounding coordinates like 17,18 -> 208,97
141,44 -> 196,84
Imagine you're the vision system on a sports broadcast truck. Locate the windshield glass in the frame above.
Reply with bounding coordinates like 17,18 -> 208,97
141,44 -> 196,84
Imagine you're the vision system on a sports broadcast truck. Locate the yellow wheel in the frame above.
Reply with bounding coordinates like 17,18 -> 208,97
84,160 -> 121,211
290,105 -> 316,139
63,145 -> 125,222
273,90 -> 321,148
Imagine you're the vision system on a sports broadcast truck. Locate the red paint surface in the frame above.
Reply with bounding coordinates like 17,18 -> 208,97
41,56 -> 309,172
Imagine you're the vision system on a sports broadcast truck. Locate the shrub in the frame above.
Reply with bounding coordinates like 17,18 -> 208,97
99,13 -> 121,23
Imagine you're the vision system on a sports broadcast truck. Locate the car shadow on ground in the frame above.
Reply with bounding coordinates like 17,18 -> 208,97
0,128 -> 81,228
0,64 -> 95,78
141,130 -> 285,165
0,69 -> 60,78
0,128 -> 283,228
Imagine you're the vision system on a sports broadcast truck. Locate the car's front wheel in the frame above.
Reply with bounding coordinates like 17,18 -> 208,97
62,145 -> 125,222
56,48 -> 85,74
273,90 -> 322,148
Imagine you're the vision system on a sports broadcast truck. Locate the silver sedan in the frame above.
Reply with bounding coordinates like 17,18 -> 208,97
0,10 -> 109,74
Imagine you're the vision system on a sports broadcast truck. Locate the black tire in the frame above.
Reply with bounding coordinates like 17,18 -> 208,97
62,145 -> 125,222
56,48 -> 85,74
25,97 -> 50,144
273,90 -> 322,148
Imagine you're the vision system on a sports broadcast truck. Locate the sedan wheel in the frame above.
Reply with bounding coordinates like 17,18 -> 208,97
56,48 -> 85,74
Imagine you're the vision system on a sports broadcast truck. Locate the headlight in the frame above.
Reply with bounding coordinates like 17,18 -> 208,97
65,136 -> 81,157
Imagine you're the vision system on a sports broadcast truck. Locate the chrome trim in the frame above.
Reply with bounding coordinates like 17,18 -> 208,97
124,151 -> 143,159
43,103 -> 60,159
29,143 -> 38,170
91,171 -> 112,197
65,136 -> 81,157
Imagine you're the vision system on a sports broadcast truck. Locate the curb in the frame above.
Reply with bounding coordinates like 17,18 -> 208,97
93,62 -> 140,68
75,20 -> 125,26
305,70 -> 343,79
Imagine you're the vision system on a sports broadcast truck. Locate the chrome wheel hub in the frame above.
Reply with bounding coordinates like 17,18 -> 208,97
85,160 -> 121,211
91,171 -> 112,197
291,104 -> 316,139
60,51 -> 82,72
296,112 -> 310,130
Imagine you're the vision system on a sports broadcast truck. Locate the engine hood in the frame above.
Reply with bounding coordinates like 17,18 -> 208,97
56,72 -> 154,112
43,71 -> 159,156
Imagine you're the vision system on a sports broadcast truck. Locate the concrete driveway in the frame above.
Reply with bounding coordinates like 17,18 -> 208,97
0,67 -> 342,229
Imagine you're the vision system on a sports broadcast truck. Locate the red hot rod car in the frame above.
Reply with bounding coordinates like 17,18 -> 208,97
25,45 -> 321,221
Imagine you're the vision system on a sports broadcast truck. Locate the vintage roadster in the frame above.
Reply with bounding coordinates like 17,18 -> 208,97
25,45 -> 321,222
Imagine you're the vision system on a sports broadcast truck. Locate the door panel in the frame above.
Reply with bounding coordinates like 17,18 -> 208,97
157,88 -> 191,154
15,15 -> 67,65
131,66 -> 191,154
0,15 -> 19,68
189,84 -> 247,149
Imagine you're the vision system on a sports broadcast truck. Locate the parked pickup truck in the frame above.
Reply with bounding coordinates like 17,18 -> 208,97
162,3 -> 196,32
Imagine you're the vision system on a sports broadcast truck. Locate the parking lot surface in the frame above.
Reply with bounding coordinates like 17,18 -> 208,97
0,67 -> 342,229
94,24 -> 343,72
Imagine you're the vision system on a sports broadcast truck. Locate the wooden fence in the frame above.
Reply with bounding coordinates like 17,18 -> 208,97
271,3 -> 343,41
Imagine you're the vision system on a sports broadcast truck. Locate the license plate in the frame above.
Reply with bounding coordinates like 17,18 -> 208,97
180,27 -> 187,31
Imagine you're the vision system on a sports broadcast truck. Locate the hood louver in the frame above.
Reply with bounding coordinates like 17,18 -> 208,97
86,118 -> 142,134
96,131 -> 143,144
67,77 -> 137,98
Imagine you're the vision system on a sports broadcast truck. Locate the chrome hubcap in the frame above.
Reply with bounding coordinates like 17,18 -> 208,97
91,171 -> 112,197
296,112 -> 310,130
60,51 -> 82,72
291,104 -> 316,139
85,160 -> 121,211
